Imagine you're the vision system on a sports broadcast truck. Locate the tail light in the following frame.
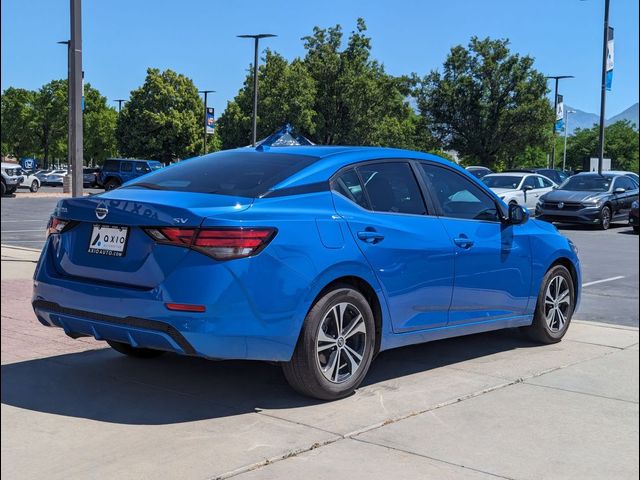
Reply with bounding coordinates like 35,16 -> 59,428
144,227 -> 276,260
46,216 -> 74,237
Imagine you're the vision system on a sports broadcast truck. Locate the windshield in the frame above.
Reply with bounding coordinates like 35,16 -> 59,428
561,175 -> 612,192
148,162 -> 163,170
482,175 -> 522,189
124,150 -> 319,197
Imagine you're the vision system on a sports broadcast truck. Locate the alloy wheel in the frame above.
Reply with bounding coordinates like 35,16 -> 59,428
601,207 -> 611,229
544,275 -> 571,332
316,302 -> 367,383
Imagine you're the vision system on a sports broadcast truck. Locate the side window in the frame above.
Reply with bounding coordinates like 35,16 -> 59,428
539,176 -> 554,188
135,163 -> 151,174
615,177 -> 635,191
103,160 -> 117,172
331,168 -> 369,209
357,162 -> 426,215
121,162 -> 133,173
522,176 -> 538,190
419,164 -> 500,222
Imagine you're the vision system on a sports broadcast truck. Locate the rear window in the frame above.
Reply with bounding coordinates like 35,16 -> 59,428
124,151 -> 319,197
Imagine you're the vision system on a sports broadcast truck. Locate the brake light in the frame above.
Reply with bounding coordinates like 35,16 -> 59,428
144,227 -> 276,260
46,216 -> 70,237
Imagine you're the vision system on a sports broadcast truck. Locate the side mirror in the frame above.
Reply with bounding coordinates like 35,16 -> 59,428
523,185 -> 534,191
614,187 -> 626,194
508,203 -> 529,225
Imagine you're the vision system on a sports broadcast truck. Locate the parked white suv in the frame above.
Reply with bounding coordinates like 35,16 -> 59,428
1,162 -> 24,195
17,169 -> 41,192
482,172 -> 557,211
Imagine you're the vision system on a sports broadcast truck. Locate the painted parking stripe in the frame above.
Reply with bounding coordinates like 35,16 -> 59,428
582,276 -> 625,288
1,229 -> 46,233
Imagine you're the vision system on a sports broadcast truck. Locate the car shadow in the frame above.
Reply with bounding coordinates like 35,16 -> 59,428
555,223 -> 627,232
1,329 -> 539,425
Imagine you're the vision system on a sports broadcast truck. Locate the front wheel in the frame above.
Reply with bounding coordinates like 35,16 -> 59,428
523,265 -> 575,344
106,340 -> 165,358
633,226 -> 639,234
599,205 -> 612,230
282,286 -> 376,400
30,180 -> 39,192
104,179 -> 121,190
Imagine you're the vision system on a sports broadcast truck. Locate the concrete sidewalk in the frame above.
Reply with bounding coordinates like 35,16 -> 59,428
1,245 -> 638,480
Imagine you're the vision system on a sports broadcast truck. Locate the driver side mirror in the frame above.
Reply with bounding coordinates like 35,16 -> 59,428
523,185 -> 534,191
614,187 -> 626,194
507,203 -> 529,225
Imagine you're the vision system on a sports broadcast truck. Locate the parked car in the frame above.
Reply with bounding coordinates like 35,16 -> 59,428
504,168 -> 570,185
465,166 -> 493,179
33,147 -> 581,400
536,172 -> 639,230
17,169 -> 41,192
1,162 -> 24,195
83,167 -> 102,188
606,170 -> 639,186
630,198 -> 639,233
99,158 -> 163,190
41,172 -> 66,186
482,172 -> 557,211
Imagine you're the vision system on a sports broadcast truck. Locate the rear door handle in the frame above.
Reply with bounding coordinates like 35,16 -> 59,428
357,231 -> 385,243
453,237 -> 474,249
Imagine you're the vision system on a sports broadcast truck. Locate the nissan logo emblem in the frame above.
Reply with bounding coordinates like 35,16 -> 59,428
95,204 -> 109,220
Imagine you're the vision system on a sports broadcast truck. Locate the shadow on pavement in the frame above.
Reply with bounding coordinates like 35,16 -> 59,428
1,329 -> 538,425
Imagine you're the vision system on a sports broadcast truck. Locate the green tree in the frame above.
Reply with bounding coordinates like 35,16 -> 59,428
1,87 -> 37,159
83,84 -> 117,165
415,37 -> 552,169
117,68 -> 202,162
565,120 -> 639,172
32,80 -> 68,168
217,51 -> 316,149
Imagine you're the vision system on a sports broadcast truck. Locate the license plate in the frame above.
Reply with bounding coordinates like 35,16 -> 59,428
88,224 -> 129,257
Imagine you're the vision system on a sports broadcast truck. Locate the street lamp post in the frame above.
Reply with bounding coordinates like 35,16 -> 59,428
198,90 -> 215,154
237,34 -> 277,146
69,0 -> 83,197
546,75 -> 574,169
114,99 -> 126,114
562,109 -> 576,172
57,40 -> 71,181
597,0 -> 611,175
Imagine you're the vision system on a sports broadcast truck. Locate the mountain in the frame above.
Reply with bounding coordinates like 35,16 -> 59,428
566,102 -> 639,134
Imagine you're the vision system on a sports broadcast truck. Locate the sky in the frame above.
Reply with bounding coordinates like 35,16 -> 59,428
1,0 -> 638,118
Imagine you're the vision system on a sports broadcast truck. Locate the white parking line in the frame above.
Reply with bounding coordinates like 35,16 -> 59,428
1,229 -> 45,233
582,276 -> 625,288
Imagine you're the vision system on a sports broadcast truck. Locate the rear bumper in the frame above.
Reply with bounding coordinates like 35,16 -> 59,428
32,239 -> 305,361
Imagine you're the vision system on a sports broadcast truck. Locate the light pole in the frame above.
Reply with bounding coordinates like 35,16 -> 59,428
237,33 -> 277,146
69,0 -> 83,197
562,109 -> 576,172
114,99 -> 126,114
198,90 -> 215,154
597,0 -> 611,175
57,40 -> 71,178
546,75 -> 574,169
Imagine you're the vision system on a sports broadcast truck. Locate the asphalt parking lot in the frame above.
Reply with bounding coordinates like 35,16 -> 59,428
2,193 -> 638,327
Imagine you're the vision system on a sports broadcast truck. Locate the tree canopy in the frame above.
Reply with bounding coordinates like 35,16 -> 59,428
117,68 -> 202,162
414,37 -> 553,169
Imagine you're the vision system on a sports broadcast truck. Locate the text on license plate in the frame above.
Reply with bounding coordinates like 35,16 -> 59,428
88,224 -> 129,256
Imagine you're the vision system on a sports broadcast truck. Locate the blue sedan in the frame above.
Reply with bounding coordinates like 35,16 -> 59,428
33,147 -> 581,400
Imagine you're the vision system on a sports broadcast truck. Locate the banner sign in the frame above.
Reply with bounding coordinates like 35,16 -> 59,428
605,26 -> 614,91
555,94 -> 564,133
205,107 -> 215,134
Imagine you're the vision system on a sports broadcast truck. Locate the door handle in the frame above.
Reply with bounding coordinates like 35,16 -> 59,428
453,237 -> 474,249
357,230 -> 385,243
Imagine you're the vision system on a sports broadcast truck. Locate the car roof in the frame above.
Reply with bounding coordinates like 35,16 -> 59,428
484,172 -> 530,178
466,166 -> 491,170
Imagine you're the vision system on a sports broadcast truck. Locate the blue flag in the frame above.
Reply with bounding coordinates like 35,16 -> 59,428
606,27 -> 614,91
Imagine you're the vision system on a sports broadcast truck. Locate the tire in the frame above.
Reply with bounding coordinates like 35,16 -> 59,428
282,286 -> 376,400
30,180 -> 39,192
104,179 -> 121,190
634,226 -> 639,234
523,265 -> 575,344
599,205 -> 612,230
6,186 -> 16,195
106,340 -> 165,359
1,181 -> 5,196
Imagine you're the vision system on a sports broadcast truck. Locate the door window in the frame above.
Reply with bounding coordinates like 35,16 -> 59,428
615,177 -> 636,191
522,176 -> 538,190
331,168 -> 370,209
121,162 -> 133,173
357,162 -> 426,215
419,164 -> 500,221
538,176 -> 554,188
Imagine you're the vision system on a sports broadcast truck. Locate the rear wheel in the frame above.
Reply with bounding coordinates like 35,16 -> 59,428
282,286 -> 376,400
106,340 -> 165,359
599,205 -> 612,230
523,265 -> 575,344
104,178 -> 121,190
30,180 -> 39,192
